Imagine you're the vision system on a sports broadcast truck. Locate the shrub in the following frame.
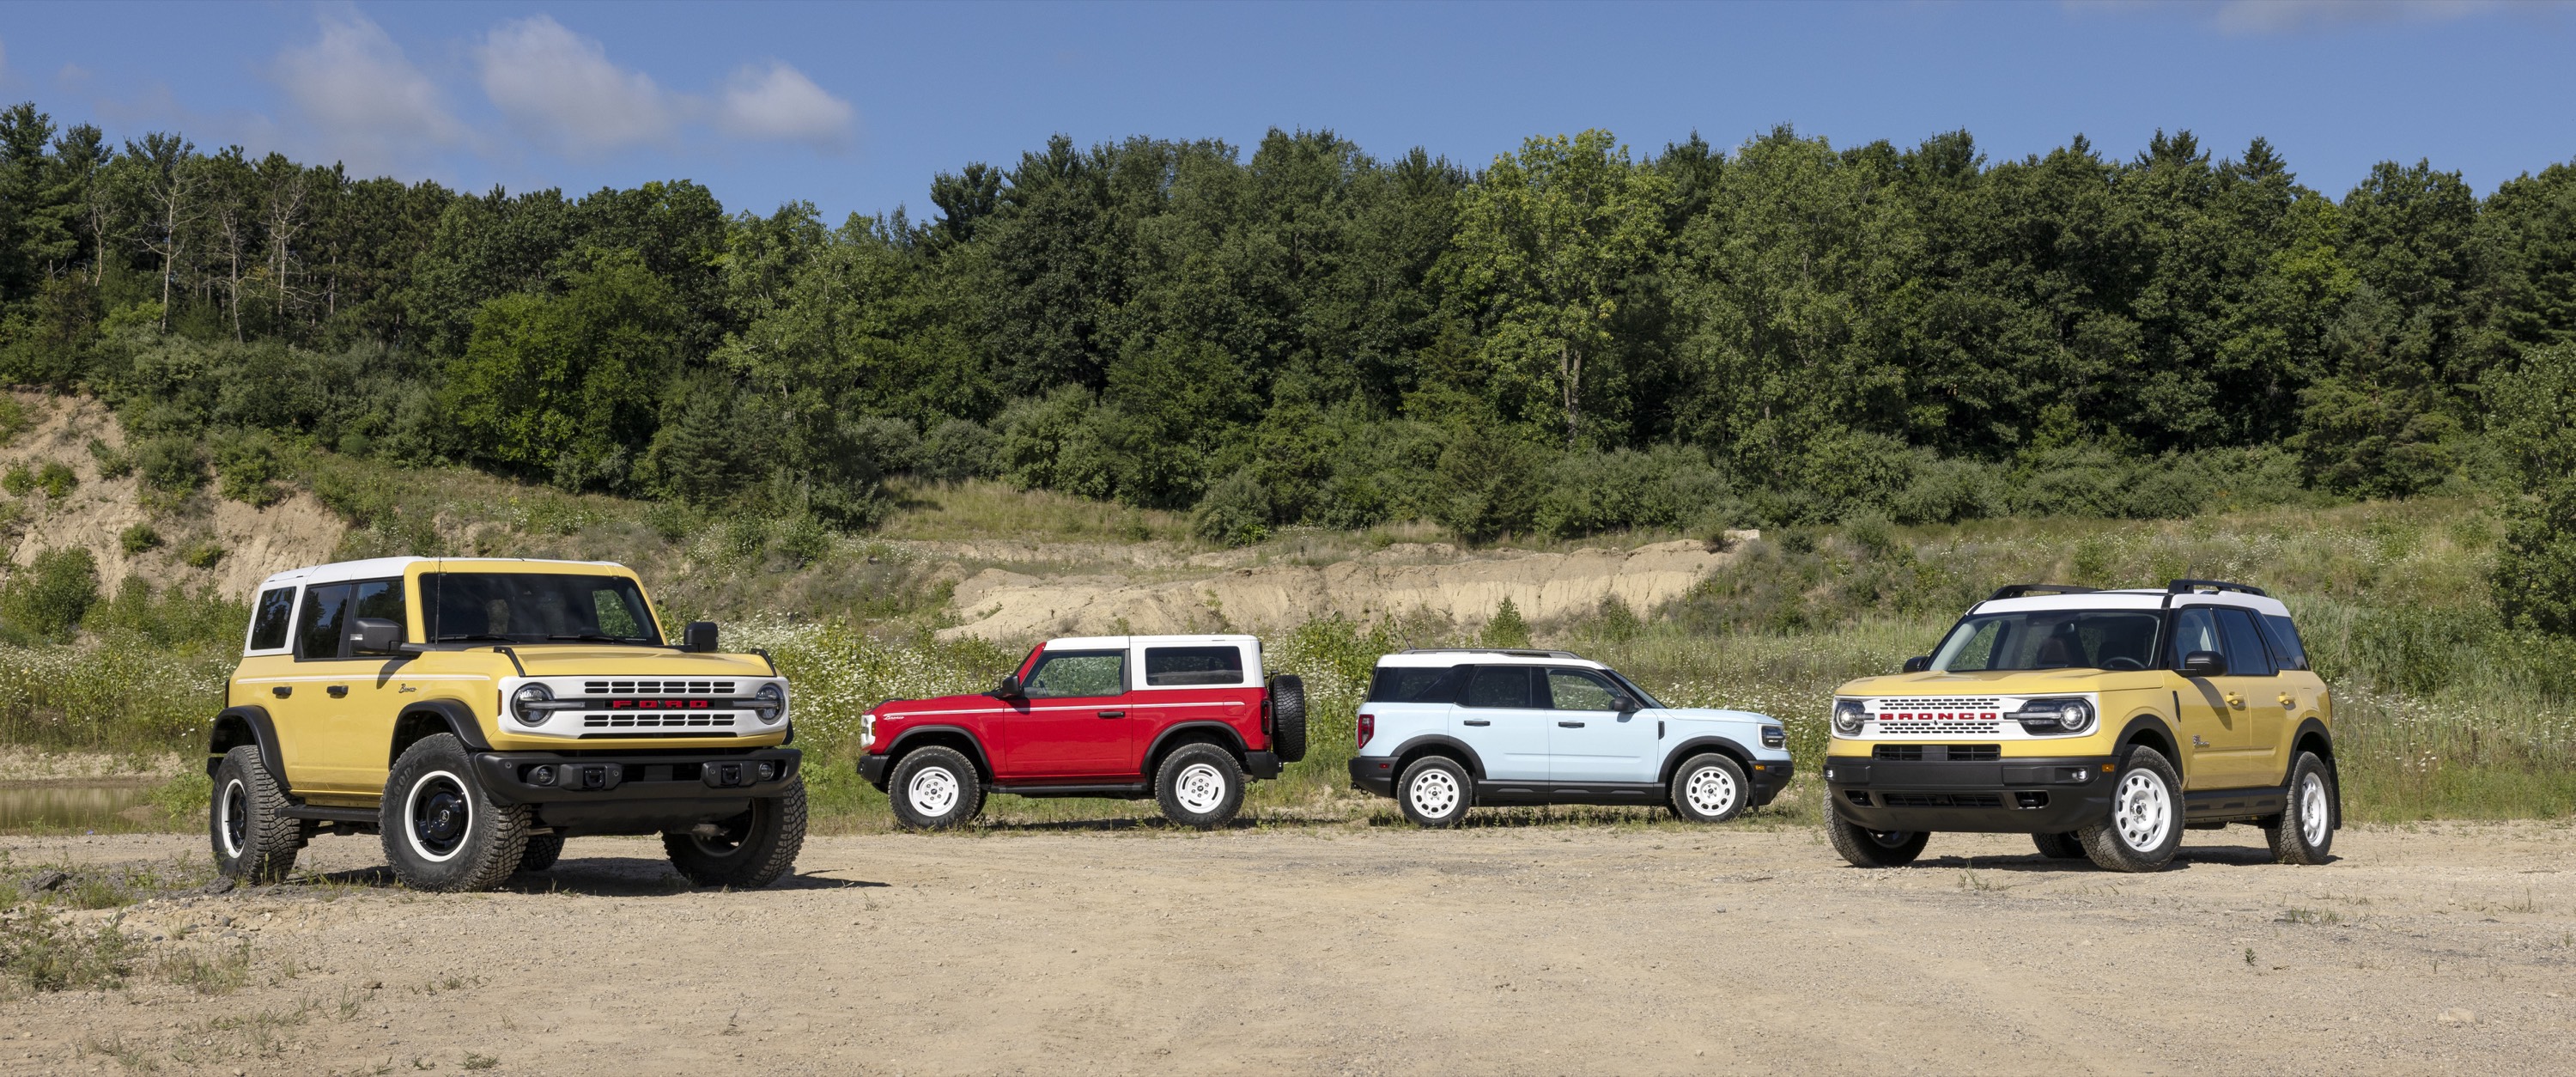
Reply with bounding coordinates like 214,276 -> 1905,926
118,523 -> 161,554
0,466 -> 27,496
1534,445 -> 1736,538
1433,428 -> 1546,543
779,514 -> 832,567
1,547 -> 100,643
33,461 -> 76,499
1,907 -> 140,994
179,539 -> 225,569
915,418 -> 1000,482
1480,598 -> 1534,648
212,432 -> 285,507
86,438 -> 131,479
0,396 -> 28,446
2494,478 -> 2576,636
1192,470 -> 1272,547
134,437 -> 204,495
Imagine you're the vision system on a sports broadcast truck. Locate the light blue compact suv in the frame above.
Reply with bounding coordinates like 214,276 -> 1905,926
1347,648 -> 1793,826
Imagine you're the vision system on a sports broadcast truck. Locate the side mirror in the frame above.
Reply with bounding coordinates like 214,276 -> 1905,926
1901,655 -> 1931,673
993,674 -> 1023,698
349,618 -> 403,655
682,621 -> 719,654
2181,650 -> 2228,677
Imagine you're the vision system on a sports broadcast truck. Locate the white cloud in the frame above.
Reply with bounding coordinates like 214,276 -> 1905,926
476,15 -> 676,154
270,12 -> 469,173
718,61 -> 856,149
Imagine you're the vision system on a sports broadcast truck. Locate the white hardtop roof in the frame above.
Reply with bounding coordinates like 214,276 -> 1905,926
1374,648 -> 1607,671
1045,634 -> 1260,650
253,557 -> 629,592
1974,588 -> 2289,617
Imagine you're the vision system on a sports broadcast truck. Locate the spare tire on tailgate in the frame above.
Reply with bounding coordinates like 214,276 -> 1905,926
1267,673 -> 1309,764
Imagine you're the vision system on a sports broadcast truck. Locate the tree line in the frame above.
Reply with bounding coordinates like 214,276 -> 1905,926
3,100 -> 2573,550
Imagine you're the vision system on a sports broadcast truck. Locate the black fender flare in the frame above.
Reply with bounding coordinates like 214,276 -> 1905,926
2112,710 -> 2184,782
389,699 -> 494,767
882,726 -> 993,782
1143,721 -> 1251,775
208,706 -> 284,780
2289,716 -> 2342,829
1383,733 -> 1488,782
1656,735 -> 1759,785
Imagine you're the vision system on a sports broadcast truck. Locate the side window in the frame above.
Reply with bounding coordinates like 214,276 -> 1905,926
352,579 -> 405,642
1367,666 -> 1463,703
2215,608 -> 2277,677
1024,652 -> 1124,698
1461,666 -> 1534,709
296,584 -> 354,660
1544,669 -> 1622,711
2169,608 -> 2221,667
247,587 -> 296,651
2262,614 -> 2311,672
1143,646 -> 1245,686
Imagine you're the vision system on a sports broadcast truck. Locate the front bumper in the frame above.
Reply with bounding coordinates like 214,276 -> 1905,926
1745,757 -> 1795,806
860,751 -> 890,790
470,749 -> 802,805
1825,754 -> 2114,834
1349,755 -> 1397,796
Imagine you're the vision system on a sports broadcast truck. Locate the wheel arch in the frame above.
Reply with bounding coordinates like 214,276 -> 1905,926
209,706 -> 284,779
1143,721 -> 1249,778
2116,712 -> 2180,775
390,699 -> 494,768
1388,733 -> 1486,782
1657,735 -> 1756,785
884,726 -> 993,782
2292,717 -> 2342,830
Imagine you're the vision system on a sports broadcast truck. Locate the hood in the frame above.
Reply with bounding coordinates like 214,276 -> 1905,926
499,646 -> 780,678
879,692 -> 1005,716
1837,668 -> 2165,697
1655,707 -> 1774,725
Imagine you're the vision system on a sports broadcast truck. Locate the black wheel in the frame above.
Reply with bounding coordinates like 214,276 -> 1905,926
210,745 -> 300,882
2079,745 -> 2184,873
2262,751 -> 2337,866
516,832 -> 566,873
1395,755 -> 1472,827
378,733 -> 530,892
1827,816 -> 1930,867
1154,743 -> 1243,830
2032,831 -> 2087,859
1267,674 -> 1309,764
888,746 -> 983,831
664,776 -> 807,889
1668,753 -> 1748,824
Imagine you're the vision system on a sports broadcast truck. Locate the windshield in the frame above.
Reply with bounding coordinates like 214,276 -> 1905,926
422,573 -> 663,645
1930,609 -> 2161,672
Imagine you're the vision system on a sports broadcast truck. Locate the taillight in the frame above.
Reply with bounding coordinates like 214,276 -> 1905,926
1358,712 -> 1375,749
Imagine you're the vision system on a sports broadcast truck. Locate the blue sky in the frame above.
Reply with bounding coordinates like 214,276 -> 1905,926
2,1 -> 2571,221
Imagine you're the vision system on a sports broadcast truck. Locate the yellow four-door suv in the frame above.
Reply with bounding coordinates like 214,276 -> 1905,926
208,557 -> 805,891
1823,581 -> 2337,873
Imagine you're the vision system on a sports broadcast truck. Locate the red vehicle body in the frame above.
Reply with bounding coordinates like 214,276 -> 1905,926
858,634 -> 1307,829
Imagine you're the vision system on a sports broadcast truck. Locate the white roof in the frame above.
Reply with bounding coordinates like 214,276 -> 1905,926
1974,587 -> 2288,618
1374,648 -> 1607,671
252,557 -> 627,592
1046,635 -> 1260,650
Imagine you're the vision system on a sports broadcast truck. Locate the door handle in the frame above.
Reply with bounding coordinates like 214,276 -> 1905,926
1097,710 -> 1125,719
2277,694 -> 2297,709
1461,720 -> 1491,727
2224,692 -> 2245,709
327,685 -> 349,699
1558,721 -> 1585,728
271,685 -> 291,699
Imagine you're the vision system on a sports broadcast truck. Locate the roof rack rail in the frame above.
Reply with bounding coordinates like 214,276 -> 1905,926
1399,648 -> 1586,660
2166,579 -> 2268,597
1987,583 -> 2099,601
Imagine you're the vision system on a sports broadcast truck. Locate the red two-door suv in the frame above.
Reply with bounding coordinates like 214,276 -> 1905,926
859,634 -> 1308,829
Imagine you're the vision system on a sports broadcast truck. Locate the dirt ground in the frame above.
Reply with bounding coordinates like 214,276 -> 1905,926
3,821 -> 2573,1075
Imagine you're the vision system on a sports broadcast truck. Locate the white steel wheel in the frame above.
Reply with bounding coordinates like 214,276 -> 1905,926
1408,768 -> 1461,818
1173,762 -> 1230,814
907,766 -> 961,818
2111,768 -> 2172,853
215,777 -> 248,860
2298,770 -> 2330,848
403,770 -> 475,864
1686,767 -> 1739,816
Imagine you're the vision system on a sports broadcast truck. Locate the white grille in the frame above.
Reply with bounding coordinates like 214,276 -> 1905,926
584,714 -> 738,729
1869,697 -> 2004,736
1871,697 -> 2002,711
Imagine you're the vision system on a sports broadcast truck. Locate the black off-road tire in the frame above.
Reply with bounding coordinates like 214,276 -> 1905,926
1395,755 -> 1473,828
1668,753 -> 1749,824
888,746 -> 983,831
1267,674 -> 1309,764
2262,751 -> 2337,866
664,776 -> 807,889
2032,831 -> 2087,860
1154,743 -> 1244,830
516,832 -> 566,873
1827,816 -> 1931,867
2078,745 -> 2184,873
210,745 -> 301,882
379,733 -> 530,892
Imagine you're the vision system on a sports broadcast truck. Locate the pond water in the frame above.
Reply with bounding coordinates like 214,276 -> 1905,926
0,780 -> 167,834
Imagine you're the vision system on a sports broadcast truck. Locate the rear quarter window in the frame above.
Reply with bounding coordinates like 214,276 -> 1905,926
1367,666 -> 1464,704
1144,646 -> 1245,686
246,587 -> 295,651
2262,614 -> 2312,672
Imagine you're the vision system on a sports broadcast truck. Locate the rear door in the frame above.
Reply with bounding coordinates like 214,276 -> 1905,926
1541,667 -> 1657,782
1453,666 -> 1550,780
2215,606 -> 2287,787
999,649 -> 1133,779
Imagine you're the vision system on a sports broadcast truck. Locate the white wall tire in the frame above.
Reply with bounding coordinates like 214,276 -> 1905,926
1397,756 -> 1472,828
208,746 -> 298,882
1668,753 -> 1747,824
378,733 -> 529,892
888,746 -> 983,831
2077,745 -> 2183,873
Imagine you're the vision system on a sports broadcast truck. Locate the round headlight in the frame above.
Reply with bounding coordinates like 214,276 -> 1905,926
1831,699 -> 1867,736
512,683 -> 551,727
2056,699 -> 2096,733
754,683 -> 786,723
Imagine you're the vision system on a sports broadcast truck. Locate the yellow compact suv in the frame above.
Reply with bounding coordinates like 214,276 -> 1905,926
1823,580 -> 2337,873
207,557 -> 804,891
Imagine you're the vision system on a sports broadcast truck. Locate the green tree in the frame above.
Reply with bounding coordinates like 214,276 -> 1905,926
440,251 -> 683,486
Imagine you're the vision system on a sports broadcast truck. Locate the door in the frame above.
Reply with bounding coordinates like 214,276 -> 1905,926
327,579 -> 412,794
996,649 -> 1133,779
2168,605 -> 2265,788
279,582 -> 355,792
2215,607 -> 2289,788
1452,666 -> 1551,781
1541,668 -> 1657,782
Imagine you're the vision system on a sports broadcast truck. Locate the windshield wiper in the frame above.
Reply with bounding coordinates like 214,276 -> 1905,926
547,634 -> 652,644
434,633 -> 519,643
